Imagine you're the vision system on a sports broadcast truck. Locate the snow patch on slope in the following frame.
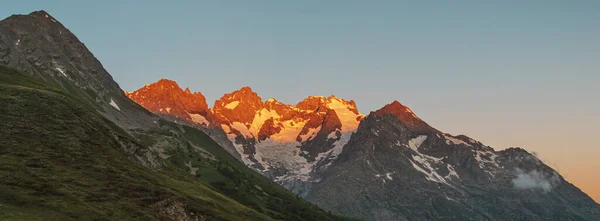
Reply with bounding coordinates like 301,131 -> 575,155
410,155 -> 448,184
386,172 -> 394,180
270,120 -> 306,143
299,126 -> 321,142
326,98 -> 362,132
273,130 -> 356,183
445,164 -> 460,180
189,113 -> 210,126
408,135 -> 428,152
405,107 -> 419,118
224,100 -> 240,109
249,108 -> 280,135
371,128 -> 380,136
230,122 -> 253,138
55,67 -> 67,77
109,98 -> 120,111
444,134 -> 471,146
375,172 -> 394,181
327,131 -> 339,139
221,124 -> 255,165
474,150 -> 500,177
256,140 -> 311,181
330,131 -> 353,158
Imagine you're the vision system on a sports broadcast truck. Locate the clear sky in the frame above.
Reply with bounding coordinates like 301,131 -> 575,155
3,1 -> 599,202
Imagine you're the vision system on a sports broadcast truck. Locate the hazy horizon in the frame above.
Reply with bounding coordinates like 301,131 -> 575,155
3,1 -> 598,202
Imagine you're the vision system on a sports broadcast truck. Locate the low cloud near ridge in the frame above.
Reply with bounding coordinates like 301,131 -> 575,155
512,168 -> 560,192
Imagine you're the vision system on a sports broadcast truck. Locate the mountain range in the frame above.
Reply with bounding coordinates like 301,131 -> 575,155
1,10 -> 599,221
126,76 -> 600,221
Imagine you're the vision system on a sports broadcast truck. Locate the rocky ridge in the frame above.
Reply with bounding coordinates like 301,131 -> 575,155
127,82 -> 364,195
128,79 -> 600,220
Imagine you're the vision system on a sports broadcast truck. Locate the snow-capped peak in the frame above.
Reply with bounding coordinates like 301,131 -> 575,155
325,97 -> 363,132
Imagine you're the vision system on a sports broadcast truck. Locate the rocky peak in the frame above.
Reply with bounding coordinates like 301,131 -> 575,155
5,10 -> 61,28
263,97 -> 295,117
326,95 -> 360,115
0,10 -> 159,128
219,86 -> 262,104
373,101 -> 412,116
324,95 -> 364,132
212,86 -> 263,125
150,78 -> 179,89
0,10 -> 119,94
265,97 -> 277,103
126,78 -> 209,121
371,101 -> 433,133
263,97 -> 282,108
348,101 -> 360,115
28,10 -> 52,18
296,96 -> 327,112
228,86 -> 259,100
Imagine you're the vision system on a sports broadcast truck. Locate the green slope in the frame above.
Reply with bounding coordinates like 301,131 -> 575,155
0,65 -> 360,221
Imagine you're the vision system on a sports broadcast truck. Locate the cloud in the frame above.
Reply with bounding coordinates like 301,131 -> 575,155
512,168 -> 560,192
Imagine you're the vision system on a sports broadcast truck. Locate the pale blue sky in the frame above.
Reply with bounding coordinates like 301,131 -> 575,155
2,1 -> 599,200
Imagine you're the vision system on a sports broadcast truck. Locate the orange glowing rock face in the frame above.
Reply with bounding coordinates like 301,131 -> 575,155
125,79 -> 209,122
371,100 -> 432,133
212,86 -> 264,125
126,79 -> 365,143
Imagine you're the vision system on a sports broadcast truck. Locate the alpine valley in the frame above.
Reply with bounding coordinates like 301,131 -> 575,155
1,10 -> 599,221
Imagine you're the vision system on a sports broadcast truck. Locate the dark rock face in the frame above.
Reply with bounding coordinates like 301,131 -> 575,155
305,106 -> 600,221
0,10 -> 155,128
0,11 -> 241,161
257,118 -> 282,141
300,109 -> 342,162
0,11 -> 115,92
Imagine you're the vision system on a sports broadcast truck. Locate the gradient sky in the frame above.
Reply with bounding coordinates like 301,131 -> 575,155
3,1 -> 599,202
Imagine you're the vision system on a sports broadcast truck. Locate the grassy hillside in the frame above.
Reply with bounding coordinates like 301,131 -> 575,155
0,65 -> 360,221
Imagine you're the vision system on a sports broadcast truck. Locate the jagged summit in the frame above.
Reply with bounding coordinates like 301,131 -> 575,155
215,86 -> 263,107
149,78 -> 180,88
212,86 -> 264,125
238,86 -> 254,92
370,100 -> 433,132
296,96 -> 327,111
373,100 -> 413,115
125,78 -> 209,123
372,101 -> 417,120
4,10 -> 52,20
29,10 -> 50,15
